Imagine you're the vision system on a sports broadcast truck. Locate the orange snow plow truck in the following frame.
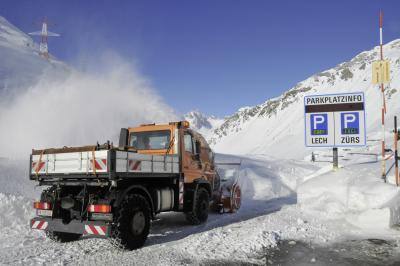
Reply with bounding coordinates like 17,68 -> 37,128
29,121 -> 241,249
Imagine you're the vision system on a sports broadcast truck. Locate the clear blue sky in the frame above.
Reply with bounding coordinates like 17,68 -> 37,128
1,0 -> 400,116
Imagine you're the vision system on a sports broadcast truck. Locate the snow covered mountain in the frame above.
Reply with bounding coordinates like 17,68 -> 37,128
209,39 -> 400,159
0,16 -> 178,158
184,111 -> 224,139
0,16 -> 69,99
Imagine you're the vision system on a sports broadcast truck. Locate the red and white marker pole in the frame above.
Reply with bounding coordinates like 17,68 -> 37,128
379,11 -> 387,182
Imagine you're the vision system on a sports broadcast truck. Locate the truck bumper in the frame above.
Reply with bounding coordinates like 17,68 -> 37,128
30,217 -> 111,237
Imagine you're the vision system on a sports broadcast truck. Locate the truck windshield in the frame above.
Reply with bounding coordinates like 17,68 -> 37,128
129,130 -> 171,150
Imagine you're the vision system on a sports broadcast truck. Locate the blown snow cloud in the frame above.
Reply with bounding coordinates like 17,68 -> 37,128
0,56 -> 178,158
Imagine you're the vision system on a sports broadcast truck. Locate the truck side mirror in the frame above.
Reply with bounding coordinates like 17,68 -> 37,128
119,128 -> 129,147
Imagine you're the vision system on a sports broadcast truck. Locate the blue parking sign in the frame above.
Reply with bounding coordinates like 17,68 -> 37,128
310,113 -> 328,135
341,112 -> 359,134
305,93 -> 365,147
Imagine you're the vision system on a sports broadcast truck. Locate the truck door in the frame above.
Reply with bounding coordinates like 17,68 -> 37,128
182,130 -> 202,183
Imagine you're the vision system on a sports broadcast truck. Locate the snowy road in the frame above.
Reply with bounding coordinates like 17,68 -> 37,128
1,155 -> 400,265
266,238 -> 400,266
0,202 -> 335,265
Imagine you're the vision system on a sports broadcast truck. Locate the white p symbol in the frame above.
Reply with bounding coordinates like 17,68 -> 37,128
343,114 -> 356,128
313,115 -> 325,130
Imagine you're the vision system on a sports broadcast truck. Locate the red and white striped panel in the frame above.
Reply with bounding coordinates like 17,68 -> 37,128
179,181 -> 184,206
128,160 -> 142,171
90,159 -> 107,171
84,224 -> 107,236
32,161 -> 46,173
31,220 -> 48,230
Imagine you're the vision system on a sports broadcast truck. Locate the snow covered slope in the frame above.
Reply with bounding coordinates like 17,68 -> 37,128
209,40 -> 400,159
0,17 -> 177,158
0,16 -> 69,99
184,111 -> 224,139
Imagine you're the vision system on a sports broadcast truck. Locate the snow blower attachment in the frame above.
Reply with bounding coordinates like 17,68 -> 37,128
215,161 -> 242,213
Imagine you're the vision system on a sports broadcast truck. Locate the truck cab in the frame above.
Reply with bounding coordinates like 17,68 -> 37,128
125,121 -> 217,187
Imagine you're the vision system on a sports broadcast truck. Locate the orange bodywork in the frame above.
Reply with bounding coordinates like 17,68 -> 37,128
127,121 -> 217,187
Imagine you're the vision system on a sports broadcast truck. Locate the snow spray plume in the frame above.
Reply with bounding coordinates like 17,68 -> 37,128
0,54 -> 178,158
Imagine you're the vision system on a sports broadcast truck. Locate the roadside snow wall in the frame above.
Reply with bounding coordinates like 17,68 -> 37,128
298,162 -> 400,231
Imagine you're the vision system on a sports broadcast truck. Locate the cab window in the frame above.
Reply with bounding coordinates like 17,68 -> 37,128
184,133 -> 193,153
129,130 -> 171,150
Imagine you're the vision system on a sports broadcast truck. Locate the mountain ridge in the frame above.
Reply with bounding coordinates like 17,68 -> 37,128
207,39 -> 400,158
184,111 -> 224,139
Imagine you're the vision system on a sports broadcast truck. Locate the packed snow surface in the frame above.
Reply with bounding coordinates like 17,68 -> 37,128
1,154 -> 399,265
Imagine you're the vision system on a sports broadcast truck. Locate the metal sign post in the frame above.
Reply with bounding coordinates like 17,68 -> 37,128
333,147 -> 338,170
304,92 -> 367,169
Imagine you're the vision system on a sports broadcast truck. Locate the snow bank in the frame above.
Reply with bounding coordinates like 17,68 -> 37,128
0,192 -> 39,249
216,154 -> 318,202
298,162 -> 400,230
0,193 -> 32,231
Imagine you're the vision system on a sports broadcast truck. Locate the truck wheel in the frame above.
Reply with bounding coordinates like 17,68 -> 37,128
110,194 -> 151,250
46,231 -> 81,242
185,187 -> 209,225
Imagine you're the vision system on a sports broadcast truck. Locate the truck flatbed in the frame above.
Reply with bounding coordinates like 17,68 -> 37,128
30,147 -> 180,183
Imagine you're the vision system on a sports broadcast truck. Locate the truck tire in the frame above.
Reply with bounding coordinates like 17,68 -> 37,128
185,187 -> 209,225
46,231 -> 81,242
110,194 -> 151,250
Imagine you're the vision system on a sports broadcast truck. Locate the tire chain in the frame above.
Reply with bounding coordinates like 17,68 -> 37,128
108,194 -> 150,250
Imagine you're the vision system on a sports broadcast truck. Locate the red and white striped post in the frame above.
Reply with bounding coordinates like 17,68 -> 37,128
379,11 -> 387,182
